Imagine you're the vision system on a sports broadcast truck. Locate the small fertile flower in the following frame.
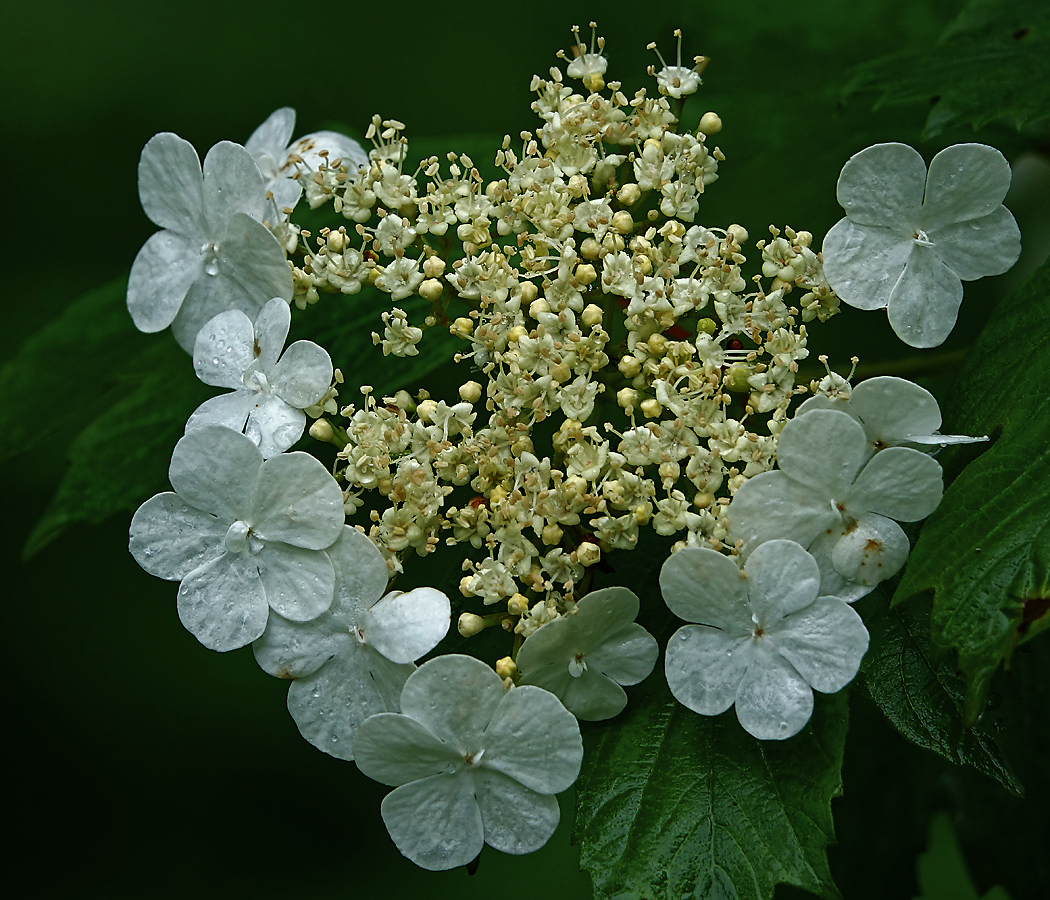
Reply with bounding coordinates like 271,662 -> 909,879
188,297 -> 333,458
127,133 -> 294,351
353,655 -> 583,870
661,540 -> 869,739
727,409 -> 942,601
246,107 -> 368,217
647,30 -> 707,99
821,143 -> 1021,348
798,375 -> 987,453
515,586 -> 658,720
253,526 -> 450,759
562,22 -> 608,93
129,426 -> 344,651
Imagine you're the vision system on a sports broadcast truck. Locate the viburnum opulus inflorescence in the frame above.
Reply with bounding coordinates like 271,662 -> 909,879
125,23 -> 1015,871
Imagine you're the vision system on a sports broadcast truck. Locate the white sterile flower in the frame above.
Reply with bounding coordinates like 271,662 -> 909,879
353,654 -> 583,870
188,298 -> 333,458
728,409 -> 943,601
129,425 -> 344,651
515,586 -> 658,720
821,143 -> 1021,348
128,133 -> 293,351
661,540 -> 869,740
253,526 -> 450,759
246,107 -> 368,216
797,375 -> 987,453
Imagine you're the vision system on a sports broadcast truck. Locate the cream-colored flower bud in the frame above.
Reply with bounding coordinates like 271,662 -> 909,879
796,230 -> 813,248
563,475 -> 588,497
575,263 -> 597,286
658,461 -> 680,484
327,230 -> 348,253
550,361 -> 572,383
377,476 -> 394,496
696,318 -> 717,336
419,278 -> 443,302
489,485 -> 507,507
368,267 -> 382,285
567,174 -> 589,198
646,333 -> 668,356
451,316 -> 474,337
617,387 -> 638,411
507,325 -> 528,344
611,210 -> 634,234
459,577 -> 477,599
694,491 -> 714,509
529,297 -> 551,319
393,389 -> 415,411
725,363 -> 753,392
635,255 -> 653,276
422,255 -> 446,278
416,398 -> 437,423
581,303 -> 603,327
508,593 -> 530,616
619,355 -> 642,378
519,281 -> 539,303
640,397 -> 663,418
727,224 -> 748,245
698,112 -> 722,135
459,380 -> 483,403
577,541 -> 601,567
541,523 -> 564,546
458,612 -> 486,636
601,232 -> 626,252
617,183 -> 642,206
580,238 -> 602,260
309,418 -> 335,443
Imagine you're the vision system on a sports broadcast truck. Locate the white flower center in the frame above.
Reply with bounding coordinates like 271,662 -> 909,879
224,520 -> 251,554
912,229 -> 935,247
568,654 -> 587,677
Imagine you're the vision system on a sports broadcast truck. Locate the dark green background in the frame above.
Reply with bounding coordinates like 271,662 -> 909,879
3,1 -> 1047,897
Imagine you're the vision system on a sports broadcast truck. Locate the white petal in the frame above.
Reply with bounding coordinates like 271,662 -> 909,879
665,625 -> 751,716
848,446 -> 943,521
807,528 -> 875,603
127,231 -> 201,334
353,708 -> 462,782
287,130 -> 369,172
363,587 -> 451,664
251,452 -> 344,549
659,546 -> 751,631
380,774 -> 483,871
849,376 -> 941,445
572,586 -> 641,646
138,132 -> 205,236
399,655 -> 505,751
831,513 -> 910,586
245,396 -> 305,458
252,609 -> 347,679
185,391 -> 254,436
928,206 -> 1021,281
288,650 -> 415,760
734,645 -> 814,740
922,143 -> 1012,229
776,409 -> 870,495
192,309 -> 255,388
129,492 -> 225,580
548,666 -> 628,721
482,685 -> 582,793
585,623 -> 659,686
266,178 -> 303,220
169,213 -> 291,352
176,552 -> 268,651
822,219 -> 914,313
246,108 -> 296,164
257,542 -> 334,620
253,297 -> 292,370
744,539 -> 821,621
202,140 -> 266,232
774,597 -> 869,693
474,769 -> 560,855
169,426 -> 261,521
272,340 -> 333,408
836,142 -> 926,228
886,245 -> 964,348
327,526 -> 390,621
727,472 -> 837,555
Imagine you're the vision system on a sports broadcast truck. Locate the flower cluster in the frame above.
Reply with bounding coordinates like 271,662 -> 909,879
125,24 -> 1016,870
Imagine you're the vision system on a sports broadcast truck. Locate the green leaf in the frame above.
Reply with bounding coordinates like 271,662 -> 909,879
893,259 -> 1050,721
913,812 -> 1013,900
573,677 -> 847,900
841,0 -> 1050,138
857,587 -> 1021,795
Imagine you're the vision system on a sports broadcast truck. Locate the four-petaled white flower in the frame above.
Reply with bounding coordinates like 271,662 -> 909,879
728,409 -> 943,601
129,425 -> 345,651
661,540 -> 869,740
821,142 -> 1021,348
246,107 -> 369,219
127,133 -> 293,351
798,375 -> 987,454
253,525 -> 450,759
188,297 -> 333,458
515,586 -> 658,720
353,654 -> 583,870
